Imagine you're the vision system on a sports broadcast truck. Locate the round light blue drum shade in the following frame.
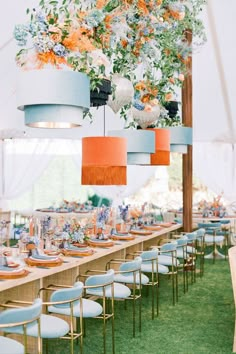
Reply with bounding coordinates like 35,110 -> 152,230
168,127 -> 192,153
108,130 -> 155,165
17,70 -> 90,128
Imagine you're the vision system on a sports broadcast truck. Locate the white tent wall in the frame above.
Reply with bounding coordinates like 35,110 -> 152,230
193,0 -> 236,202
1,0 -> 236,206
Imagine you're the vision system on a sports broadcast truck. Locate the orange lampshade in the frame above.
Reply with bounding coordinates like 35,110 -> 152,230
147,128 -> 170,165
82,136 -> 127,185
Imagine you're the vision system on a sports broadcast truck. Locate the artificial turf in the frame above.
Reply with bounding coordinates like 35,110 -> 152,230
44,256 -> 235,354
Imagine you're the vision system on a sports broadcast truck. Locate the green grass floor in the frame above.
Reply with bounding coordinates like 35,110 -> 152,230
43,256 -> 235,354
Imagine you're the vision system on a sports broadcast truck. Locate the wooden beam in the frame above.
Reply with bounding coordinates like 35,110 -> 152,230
182,30 -> 193,231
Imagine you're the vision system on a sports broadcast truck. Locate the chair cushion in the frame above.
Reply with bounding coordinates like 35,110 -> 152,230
205,235 -> 224,244
114,273 -> 149,285
86,282 -> 131,299
0,336 -> 24,354
4,314 -> 69,339
141,263 -> 169,274
158,255 -> 180,266
48,298 -> 103,318
186,246 -> 196,254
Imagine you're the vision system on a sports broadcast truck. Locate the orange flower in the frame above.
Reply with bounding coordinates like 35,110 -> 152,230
62,31 -> 81,51
104,15 -> 112,29
165,92 -> 173,101
164,48 -> 171,56
137,0 -> 149,15
163,10 -> 171,21
36,51 -> 67,68
135,81 -> 146,91
96,0 -> 109,9
157,0 -> 162,5
141,94 -> 151,103
169,10 -> 185,21
169,77 -> 175,84
148,87 -> 158,96
121,39 -> 128,48
77,36 -> 96,52
101,34 -> 111,48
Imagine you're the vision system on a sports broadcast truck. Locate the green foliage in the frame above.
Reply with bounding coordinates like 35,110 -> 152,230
88,193 -> 111,207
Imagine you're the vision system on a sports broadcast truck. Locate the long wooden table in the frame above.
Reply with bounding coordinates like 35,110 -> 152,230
0,224 -> 181,352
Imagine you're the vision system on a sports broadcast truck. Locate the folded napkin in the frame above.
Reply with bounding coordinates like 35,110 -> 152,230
113,232 -> 129,236
31,254 -> 58,261
67,245 -> 90,252
0,265 -> 19,272
90,238 -> 109,243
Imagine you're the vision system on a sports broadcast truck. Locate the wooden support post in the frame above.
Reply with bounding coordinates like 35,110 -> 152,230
182,30 -> 193,231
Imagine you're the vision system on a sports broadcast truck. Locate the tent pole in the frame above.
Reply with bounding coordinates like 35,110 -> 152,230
182,29 -> 193,232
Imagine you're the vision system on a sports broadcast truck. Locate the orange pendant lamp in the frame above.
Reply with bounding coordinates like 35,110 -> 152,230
82,136 -> 127,185
147,128 -> 170,165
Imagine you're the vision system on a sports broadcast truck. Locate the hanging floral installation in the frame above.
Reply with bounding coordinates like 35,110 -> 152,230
14,0 -> 206,123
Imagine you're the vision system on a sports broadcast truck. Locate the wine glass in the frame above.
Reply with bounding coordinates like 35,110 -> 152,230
0,223 -> 7,266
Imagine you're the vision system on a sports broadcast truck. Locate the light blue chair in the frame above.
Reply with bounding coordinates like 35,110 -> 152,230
185,232 -> 198,283
196,228 -> 206,277
77,269 -> 117,354
38,281 -> 85,354
0,298 -> 42,354
0,297 -> 70,354
107,256 -> 149,337
198,222 -> 226,263
158,242 -> 179,305
176,237 -> 189,293
0,335 -> 24,354
139,249 -> 169,318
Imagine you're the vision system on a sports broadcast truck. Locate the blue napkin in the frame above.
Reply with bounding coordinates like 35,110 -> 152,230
31,254 -> 57,260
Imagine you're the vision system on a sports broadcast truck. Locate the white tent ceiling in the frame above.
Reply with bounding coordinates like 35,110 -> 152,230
1,0 -> 236,201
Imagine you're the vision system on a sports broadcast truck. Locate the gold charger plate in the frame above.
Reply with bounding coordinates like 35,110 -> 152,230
110,234 -> 135,241
0,268 -> 29,279
88,239 -> 114,248
143,225 -> 162,231
62,249 -> 94,257
25,257 -> 63,267
129,229 -> 153,236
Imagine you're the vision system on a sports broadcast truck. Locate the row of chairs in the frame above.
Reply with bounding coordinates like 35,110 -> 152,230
0,225 -> 229,354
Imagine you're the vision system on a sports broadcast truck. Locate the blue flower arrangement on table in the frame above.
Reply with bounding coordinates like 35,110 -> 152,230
95,206 -> 110,240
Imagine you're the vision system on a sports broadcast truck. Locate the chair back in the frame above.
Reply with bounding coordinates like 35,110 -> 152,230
160,242 -> 177,252
220,220 -> 230,224
185,232 -> 198,241
196,228 -> 205,237
140,250 -> 158,262
50,281 -> 83,308
176,238 -> 188,246
85,269 -> 114,293
119,257 -> 141,271
198,222 -> 221,229
0,298 -> 42,329
119,257 -> 142,278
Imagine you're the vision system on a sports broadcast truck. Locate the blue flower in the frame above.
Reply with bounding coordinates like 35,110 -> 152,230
85,9 -> 105,28
33,35 -> 54,53
133,100 -> 145,111
53,44 -> 67,57
35,11 -> 46,23
13,24 -> 29,46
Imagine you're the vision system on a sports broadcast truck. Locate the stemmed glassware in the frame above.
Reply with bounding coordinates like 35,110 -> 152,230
0,221 -> 8,266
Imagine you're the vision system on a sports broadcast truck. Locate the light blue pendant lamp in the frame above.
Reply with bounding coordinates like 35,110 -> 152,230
17,70 -> 90,128
108,130 -> 155,165
168,126 -> 192,153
